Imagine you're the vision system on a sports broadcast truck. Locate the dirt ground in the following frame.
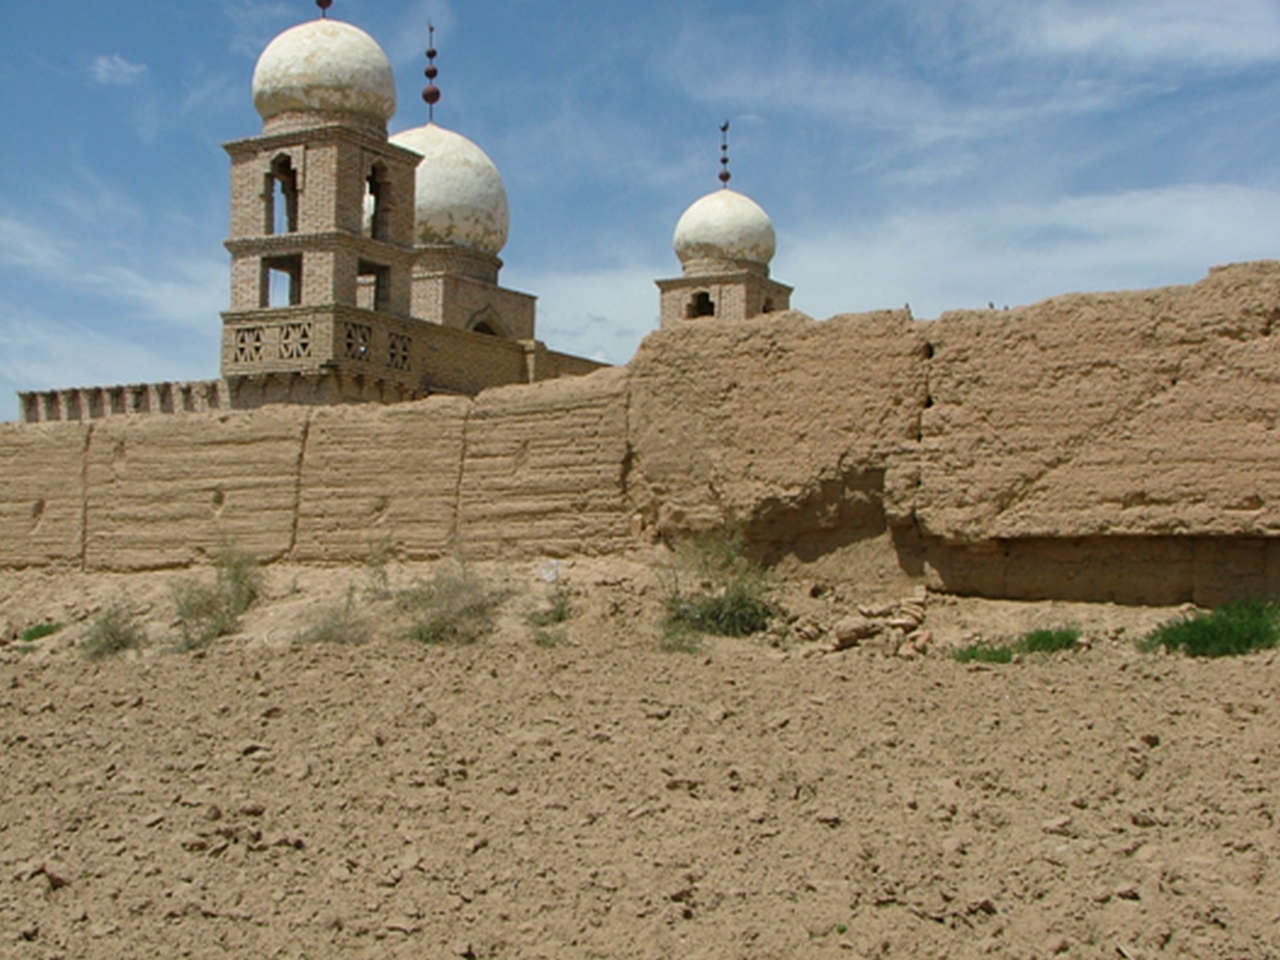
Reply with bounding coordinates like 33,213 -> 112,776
1,552 -> 1277,959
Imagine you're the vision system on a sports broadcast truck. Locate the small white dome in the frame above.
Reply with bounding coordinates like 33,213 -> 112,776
252,19 -> 396,127
389,123 -> 510,255
673,188 -> 776,267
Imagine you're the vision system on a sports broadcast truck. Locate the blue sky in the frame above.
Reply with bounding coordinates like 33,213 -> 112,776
3,0 -> 1280,419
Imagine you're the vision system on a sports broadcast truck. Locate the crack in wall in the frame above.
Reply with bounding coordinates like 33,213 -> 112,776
286,410 -> 312,560
448,400 -> 474,553
79,423 -> 94,572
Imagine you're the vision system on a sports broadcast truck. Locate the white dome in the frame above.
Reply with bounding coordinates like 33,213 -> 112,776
673,188 -> 776,267
252,19 -> 396,127
389,123 -> 509,255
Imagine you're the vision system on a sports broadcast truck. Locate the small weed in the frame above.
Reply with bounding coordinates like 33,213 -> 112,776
296,586 -> 370,646
952,642 -> 1013,664
531,626 -> 567,648
528,589 -> 572,628
1142,597 -> 1280,658
20,622 -> 63,643
953,625 -> 1081,664
660,529 -> 774,646
81,606 -> 144,660
659,618 -> 703,654
364,535 -> 394,599
835,923 -> 848,935
172,545 -> 263,651
398,566 -> 505,646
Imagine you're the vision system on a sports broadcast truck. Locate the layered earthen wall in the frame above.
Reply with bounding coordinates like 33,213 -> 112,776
5,262 -> 1279,606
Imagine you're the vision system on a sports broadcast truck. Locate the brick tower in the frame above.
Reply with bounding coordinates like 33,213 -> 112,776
656,123 -> 791,328
219,7 -> 426,404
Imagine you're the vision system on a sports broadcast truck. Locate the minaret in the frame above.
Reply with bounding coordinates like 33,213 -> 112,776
655,122 -> 792,327
219,0 -> 425,403
388,29 -> 536,340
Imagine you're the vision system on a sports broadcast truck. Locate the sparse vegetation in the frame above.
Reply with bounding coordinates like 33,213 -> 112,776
528,589 -> 572,628
296,585 -> 370,646
953,625 -> 1081,664
363,535 -> 394,599
528,588 -> 572,647
398,565 -> 505,646
1141,597 -> 1280,658
660,529 -> 774,647
81,605 -> 145,660
172,545 -> 263,651
952,641 -> 1014,664
1018,626 -> 1082,654
20,622 -> 63,643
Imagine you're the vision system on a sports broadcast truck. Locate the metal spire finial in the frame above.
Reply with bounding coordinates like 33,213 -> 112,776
718,121 -> 731,188
422,23 -> 441,122
316,0 -> 332,17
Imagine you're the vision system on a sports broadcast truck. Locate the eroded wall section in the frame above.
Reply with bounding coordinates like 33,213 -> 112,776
3,261 -> 1279,606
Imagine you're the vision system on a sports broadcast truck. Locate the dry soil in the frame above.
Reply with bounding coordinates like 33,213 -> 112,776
1,555 -> 1277,959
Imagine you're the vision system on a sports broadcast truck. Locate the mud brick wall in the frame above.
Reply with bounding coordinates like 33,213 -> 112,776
4,261 -> 1279,606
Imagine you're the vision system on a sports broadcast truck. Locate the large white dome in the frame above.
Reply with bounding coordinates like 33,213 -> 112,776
673,188 -> 776,267
389,123 -> 510,255
252,19 -> 396,127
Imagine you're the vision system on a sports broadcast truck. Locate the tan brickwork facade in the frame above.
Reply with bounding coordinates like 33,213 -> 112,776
656,264 -> 792,329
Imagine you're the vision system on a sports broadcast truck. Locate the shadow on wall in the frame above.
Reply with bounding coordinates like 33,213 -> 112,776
730,466 -> 1280,608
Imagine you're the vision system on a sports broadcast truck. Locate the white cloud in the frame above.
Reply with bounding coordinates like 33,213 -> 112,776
81,258 -> 228,332
778,183 -> 1280,321
515,265 -> 664,366
1015,0 -> 1280,68
0,303 -> 211,422
90,54 -> 147,86
0,217 -> 69,271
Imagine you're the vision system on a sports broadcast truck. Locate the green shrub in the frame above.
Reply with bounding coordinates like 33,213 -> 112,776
214,545 -> 262,615
296,586 -> 370,646
398,566 -> 505,646
20,622 -> 63,643
952,642 -> 1013,664
660,529 -> 774,643
81,606 -> 144,660
952,625 -> 1080,664
1142,598 -> 1280,658
1018,626 -> 1081,654
172,545 -> 263,651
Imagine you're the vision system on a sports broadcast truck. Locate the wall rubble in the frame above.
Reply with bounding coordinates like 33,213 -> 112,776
3,261 -> 1279,606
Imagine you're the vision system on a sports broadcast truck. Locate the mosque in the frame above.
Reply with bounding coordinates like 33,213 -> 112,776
17,1 -> 792,423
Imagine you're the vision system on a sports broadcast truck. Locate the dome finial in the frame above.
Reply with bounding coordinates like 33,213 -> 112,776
316,0 -> 332,18
422,22 -> 441,122
718,121 -> 731,188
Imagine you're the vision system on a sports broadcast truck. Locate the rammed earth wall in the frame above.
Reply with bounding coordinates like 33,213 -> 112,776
4,261 -> 1280,605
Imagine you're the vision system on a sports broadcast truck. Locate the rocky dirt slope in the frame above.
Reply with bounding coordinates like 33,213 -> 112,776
1,557 -> 1277,959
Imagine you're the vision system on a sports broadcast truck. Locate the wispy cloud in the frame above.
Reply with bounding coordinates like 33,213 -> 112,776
0,302 -> 212,421
1006,0 -> 1280,69
0,217 -> 70,272
779,183 -> 1280,321
513,265 -> 665,365
90,54 -> 147,86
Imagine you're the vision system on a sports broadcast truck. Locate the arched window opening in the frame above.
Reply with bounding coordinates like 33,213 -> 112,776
472,322 -> 497,336
265,154 -> 299,235
364,163 -> 389,240
762,298 -> 774,313
686,291 -> 715,318
357,259 -> 391,312
262,254 -> 302,308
